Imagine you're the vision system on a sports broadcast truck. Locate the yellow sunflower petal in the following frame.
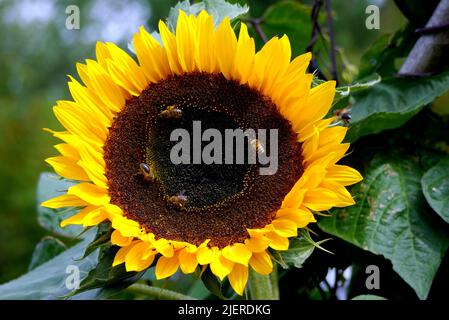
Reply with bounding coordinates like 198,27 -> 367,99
282,182 -> 308,209
318,126 -> 348,148
276,207 -> 316,228
111,229 -> 133,247
155,254 -> 180,279
210,253 -> 234,281
302,187 -> 340,211
60,206 -> 96,227
195,10 -> 216,73
41,193 -> 86,209
249,251 -> 273,275
54,143 -> 79,161
76,62 -> 92,88
301,126 -> 320,159
286,52 -> 312,78
133,26 -> 170,82
321,180 -> 356,207
297,117 -> 334,142
221,243 -> 252,266
297,81 -> 336,127
197,246 -> 219,265
76,142 -> 108,189
125,241 -> 155,272
113,241 -> 137,267
179,248 -> 199,274
215,17 -> 237,79
67,182 -> 109,206
266,231 -> 289,251
154,238 -> 174,258
83,59 -> 127,113
176,11 -> 197,73
106,60 -> 143,96
82,206 -> 108,227
159,20 -> 183,75
275,74 -> 312,113
301,165 -> 327,189
228,264 -> 248,296
110,215 -> 141,238
105,42 -> 147,92
326,165 -> 363,186
67,75 -> 114,122
95,42 -> 112,69
45,156 -> 90,182
53,102 -> 105,146
245,235 -> 270,253
272,219 -> 298,237
306,143 -> 350,167
260,35 -> 291,95
234,23 -> 255,84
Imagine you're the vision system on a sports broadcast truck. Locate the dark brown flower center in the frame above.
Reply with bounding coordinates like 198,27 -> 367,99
104,72 -> 303,248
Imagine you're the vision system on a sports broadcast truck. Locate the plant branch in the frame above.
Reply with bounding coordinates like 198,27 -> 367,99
415,20 -> 449,34
126,283 -> 197,300
306,0 -> 323,52
399,0 -> 449,75
325,0 -> 339,83
248,18 -> 268,43
306,0 -> 328,80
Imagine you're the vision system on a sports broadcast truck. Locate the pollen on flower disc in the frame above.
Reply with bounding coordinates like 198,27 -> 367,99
104,72 -> 304,248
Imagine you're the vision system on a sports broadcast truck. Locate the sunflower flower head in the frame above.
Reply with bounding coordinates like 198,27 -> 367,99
42,10 -> 362,295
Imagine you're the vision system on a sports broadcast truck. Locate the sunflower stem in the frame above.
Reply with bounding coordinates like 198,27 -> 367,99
248,267 -> 280,300
126,283 -> 197,300
270,264 -> 280,299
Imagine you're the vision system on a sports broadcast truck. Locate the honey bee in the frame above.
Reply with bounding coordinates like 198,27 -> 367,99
139,163 -> 155,182
158,105 -> 182,119
249,138 -> 265,154
168,191 -> 188,209
334,108 -> 352,126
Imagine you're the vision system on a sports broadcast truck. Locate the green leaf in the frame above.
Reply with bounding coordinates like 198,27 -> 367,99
421,157 -> 449,224
36,172 -> 83,238
271,237 -> 314,269
261,1 -> 312,56
137,267 -> 212,299
81,223 -> 113,259
186,278 -> 212,300
28,237 -> 67,271
68,245 -> 144,297
167,1 -> 203,30
347,72 -> 449,142
0,229 -> 99,299
204,0 -> 249,25
201,267 -> 227,299
133,0 -> 249,49
358,26 -> 415,78
352,295 -> 387,300
271,230 -> 330,269
167,0 -> 249,31
314,74 -> 381,112
318,155 -> 449,299
334,74 -> 381,103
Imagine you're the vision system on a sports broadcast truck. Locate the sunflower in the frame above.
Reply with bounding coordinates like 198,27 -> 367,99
41,10 -> 362,296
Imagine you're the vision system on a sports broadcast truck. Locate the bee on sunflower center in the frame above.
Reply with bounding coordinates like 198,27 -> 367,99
168,191 -> 188,210
158,105 -> 182,119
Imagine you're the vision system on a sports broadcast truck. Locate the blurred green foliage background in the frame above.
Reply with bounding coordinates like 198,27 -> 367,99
0,0 -> 405,283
